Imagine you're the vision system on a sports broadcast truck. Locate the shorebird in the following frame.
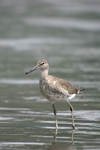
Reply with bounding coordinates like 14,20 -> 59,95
25,59 -> 84,130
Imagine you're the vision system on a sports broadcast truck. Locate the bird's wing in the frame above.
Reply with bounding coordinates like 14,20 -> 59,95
50,76 -> 77,95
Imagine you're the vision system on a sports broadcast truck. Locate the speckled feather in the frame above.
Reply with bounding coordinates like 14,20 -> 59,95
38,60 -> 83,102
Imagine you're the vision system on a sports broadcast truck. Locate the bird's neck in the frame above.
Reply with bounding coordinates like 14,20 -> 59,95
40,69 -> 48,79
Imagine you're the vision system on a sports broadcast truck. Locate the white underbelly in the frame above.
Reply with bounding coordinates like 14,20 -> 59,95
47,94 -> 76,102
68,94 -> 76,100
45,92 -> 68,102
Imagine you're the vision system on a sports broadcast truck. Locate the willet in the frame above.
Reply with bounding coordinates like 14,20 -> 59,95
25,59 -> 84,130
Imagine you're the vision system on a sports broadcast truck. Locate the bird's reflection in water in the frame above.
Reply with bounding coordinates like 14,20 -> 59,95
53,128 -> 58,143
47,129 -> 75,150
71,130 -> 74,145
53,128 -> 74,145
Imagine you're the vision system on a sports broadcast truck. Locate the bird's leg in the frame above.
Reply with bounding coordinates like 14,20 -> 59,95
71,129 -> 74,145
67,101 -> 75,130
52,103 -> 58,130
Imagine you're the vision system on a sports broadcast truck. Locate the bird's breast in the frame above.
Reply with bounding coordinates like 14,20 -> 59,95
39,78 -> 68,102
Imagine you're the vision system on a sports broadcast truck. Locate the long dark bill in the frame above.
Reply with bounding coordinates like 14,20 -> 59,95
25,66 -> 38,75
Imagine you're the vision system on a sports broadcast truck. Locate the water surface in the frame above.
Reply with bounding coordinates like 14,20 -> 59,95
0,0 -> 100,150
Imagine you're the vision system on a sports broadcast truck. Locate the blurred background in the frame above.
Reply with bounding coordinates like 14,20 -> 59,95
0,0 -> 100,150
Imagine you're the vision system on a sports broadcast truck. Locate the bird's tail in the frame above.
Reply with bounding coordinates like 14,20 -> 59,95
77,87 -> 85,94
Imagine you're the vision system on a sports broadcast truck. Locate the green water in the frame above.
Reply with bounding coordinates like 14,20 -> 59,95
0,0 -> 100,150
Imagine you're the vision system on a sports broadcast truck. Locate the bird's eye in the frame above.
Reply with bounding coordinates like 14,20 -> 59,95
40,62 -> 44,65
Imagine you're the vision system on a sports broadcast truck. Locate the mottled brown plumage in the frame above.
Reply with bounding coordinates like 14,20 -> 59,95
26,59 -> 84,130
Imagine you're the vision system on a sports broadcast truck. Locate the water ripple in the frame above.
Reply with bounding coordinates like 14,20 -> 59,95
24,18 -> 100,31
0,78 -> 38,85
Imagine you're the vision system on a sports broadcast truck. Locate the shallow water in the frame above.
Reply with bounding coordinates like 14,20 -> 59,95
0,0 -> 100,150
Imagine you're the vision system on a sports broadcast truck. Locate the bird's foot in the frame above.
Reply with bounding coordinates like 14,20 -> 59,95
72,124 -> 75,130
